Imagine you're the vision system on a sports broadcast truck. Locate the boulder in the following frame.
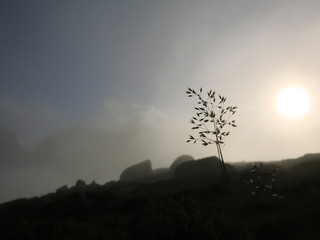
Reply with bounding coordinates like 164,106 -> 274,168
174,156 -> 233,179
170,155 -> 194,171
75,179 -> 86,188
55,185 -> 68,194
153,168 -> 169,175
148,168 -> 172,183
120,160 -> 153,182
89,180 -> 98,186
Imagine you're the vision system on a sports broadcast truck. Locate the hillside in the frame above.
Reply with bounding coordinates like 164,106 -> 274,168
0,153 -> 320,239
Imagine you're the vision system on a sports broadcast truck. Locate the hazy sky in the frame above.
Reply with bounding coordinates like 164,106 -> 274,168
1,0 -> 320,203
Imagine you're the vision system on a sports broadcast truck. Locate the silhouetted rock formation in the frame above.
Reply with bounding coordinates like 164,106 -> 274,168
174,156 -> 233,179
55,185 -> 68,194
89,180 -> 98,186
2,153 -> 320,240
75,179 -> 86,188
143,168 -> 170,183
153,168 -> 169,175
170,155 -> 194,171
120,160 -> 153,182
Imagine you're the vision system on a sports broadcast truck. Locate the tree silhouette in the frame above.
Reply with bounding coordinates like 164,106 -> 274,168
186,87 -> 237,183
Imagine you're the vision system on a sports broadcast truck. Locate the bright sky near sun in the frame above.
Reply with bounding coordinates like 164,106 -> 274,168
1,0 -> 320,203
1,0 -> 320,157
275,85 -> 311,120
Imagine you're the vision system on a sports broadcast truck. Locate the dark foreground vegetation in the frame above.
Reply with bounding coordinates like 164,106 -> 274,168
1,154 -> 320,240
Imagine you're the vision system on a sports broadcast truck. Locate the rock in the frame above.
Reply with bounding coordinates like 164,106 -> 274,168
55,185 -> 68,194
153,168 -> 169,175
120,160 -> 153,182
82,180 -> 99,191
174,156 -> 233,179
89,180 -> 98,186
75,179 -> 86,188
148,168 -> 172,183
170,155 -> 194,171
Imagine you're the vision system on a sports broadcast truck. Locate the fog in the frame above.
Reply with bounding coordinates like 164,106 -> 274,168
1,0 -> 320,203
0,101 -> 203,203
1,97 -> 318,204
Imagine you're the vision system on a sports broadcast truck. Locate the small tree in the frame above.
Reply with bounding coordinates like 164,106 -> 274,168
186,87 -> 237,183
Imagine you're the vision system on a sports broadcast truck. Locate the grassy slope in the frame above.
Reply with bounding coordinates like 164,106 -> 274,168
1,154 -> 320,240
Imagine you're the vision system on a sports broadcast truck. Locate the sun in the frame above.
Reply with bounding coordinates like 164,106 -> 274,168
275,85 -> 311,120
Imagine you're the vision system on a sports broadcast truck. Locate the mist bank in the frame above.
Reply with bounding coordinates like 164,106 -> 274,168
0,122 -> 191,204
0,125 -> 319,204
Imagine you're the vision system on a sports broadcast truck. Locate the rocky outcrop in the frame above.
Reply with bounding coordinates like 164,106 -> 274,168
56,185 -> 68,194
170,155 -> 194,171
120,160 -> 153,182
147,168 -> 171,183
89,180 -> 98,187
174,156 -> 233,179
75,179 -> 86,188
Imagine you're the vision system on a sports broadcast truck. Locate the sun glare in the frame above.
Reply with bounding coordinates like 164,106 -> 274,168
275,86 -> 311,120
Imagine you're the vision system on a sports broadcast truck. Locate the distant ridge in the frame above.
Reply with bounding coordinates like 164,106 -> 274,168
280,153 -> 320,167
1,152 -> 320,239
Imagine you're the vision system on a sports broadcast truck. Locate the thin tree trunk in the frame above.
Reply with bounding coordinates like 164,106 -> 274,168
217,143 -> 228,183
216,143 -> 225,181
215,134 -> 227,183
